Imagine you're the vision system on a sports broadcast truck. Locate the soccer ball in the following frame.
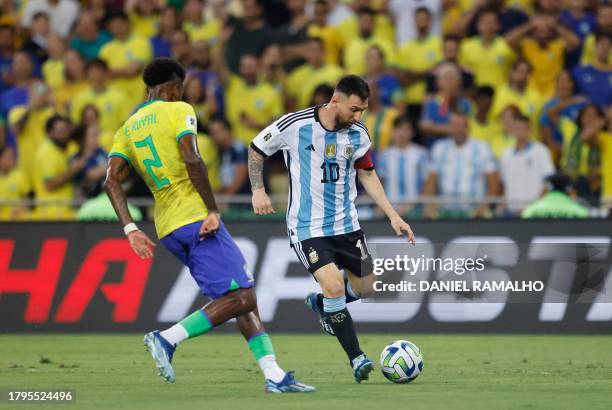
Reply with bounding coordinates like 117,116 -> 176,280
380,340 -> 423,383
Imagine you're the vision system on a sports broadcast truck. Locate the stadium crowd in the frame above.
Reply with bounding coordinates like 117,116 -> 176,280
0,0 -> 610,220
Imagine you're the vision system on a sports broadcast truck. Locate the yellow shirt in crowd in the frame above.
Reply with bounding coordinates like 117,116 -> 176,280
184,20 -> 221,43
71,86 -> 130,144
459,36 -> 515,89
491,85 -> 544,138
129,14 -> 160,39
361,107 -> 399,151
0,167 -> 30,220
307,24 -> 346,65
598,131 -> 612,203
521,38 -> 565,98
99,35 -> 152,111
225,75 -> 283,145
286,63 -> 344,109
397,35 -> 443,104
343,36 -> 395,76
33,139 -> 75,220
469,116 -> 513,160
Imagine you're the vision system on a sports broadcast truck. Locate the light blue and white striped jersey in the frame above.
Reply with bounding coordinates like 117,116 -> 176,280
377,145 -> 429,203
429,138 -> 496,210
251,106 -> 372,243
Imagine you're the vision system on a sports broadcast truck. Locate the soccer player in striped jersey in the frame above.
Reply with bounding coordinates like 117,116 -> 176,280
104,58 -> 314,393
248,75 -> 416,383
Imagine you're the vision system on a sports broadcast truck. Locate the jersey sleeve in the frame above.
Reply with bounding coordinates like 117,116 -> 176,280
250,120 -> 291,157
173,102 -> 198,141
108,129 -> 131,164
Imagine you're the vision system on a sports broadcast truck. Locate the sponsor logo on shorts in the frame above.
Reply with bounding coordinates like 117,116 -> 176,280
308,247 -> 319,264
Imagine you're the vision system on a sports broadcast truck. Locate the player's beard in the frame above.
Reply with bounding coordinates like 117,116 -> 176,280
335,116 -> 354,130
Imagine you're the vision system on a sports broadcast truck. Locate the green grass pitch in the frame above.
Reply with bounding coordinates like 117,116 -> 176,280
1,334 -> 611,410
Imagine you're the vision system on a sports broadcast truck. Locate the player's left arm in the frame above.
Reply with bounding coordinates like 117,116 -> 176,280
178,133 -> 221,238
104,155 -> 156,259
358,168 -> 416,245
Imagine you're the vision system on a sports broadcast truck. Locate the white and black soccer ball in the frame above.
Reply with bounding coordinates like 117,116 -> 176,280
380,340 -> 423,383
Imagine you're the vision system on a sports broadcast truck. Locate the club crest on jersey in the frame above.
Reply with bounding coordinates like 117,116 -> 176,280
308,247 -> 319,263
325,143 -> 336,159
343,145 -> 354,158
263,132 -> 273,143
186,115 -> 196,129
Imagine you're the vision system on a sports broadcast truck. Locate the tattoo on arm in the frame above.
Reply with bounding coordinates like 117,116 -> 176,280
179,135 -> 219,213
104,157 -> 134,226
248,145 -> 265,190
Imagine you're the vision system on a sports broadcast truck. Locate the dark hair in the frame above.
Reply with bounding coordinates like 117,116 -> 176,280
546,172 -> 571,192
392,115 -> 412,129
512,58 -> 532,72
312,83 -> 334,101
578,103 -> 604,126
336,75 -> 370,100
209,115 -> 232,130
106,11 -> 129,23
594,30 -> 611,43
415,6 -> 431,17
142,57 -> 186,87
475,85 -> 495,99
45,115 -> 70,133
307,36 -> 325,48
32,11 -> 49,21
514,112 -> 530,124
80,104 -> 100,123
86,58 -> 108,72
443,35 -> 461,44
0,24 -> 15,33
478,7 -> 499,20
357,6 -> 376,16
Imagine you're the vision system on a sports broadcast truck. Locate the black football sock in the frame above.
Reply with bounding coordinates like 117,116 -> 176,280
323,296 -> 363,363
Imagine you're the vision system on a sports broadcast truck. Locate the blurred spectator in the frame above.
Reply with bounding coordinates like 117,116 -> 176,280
70,11 -> 111,61
41,34 -> 65,90
224,0 -> 274,73
361,80 -> 399,152
459,8 -> 515,89
397,7 -> 443,109
324,0 -> 353,27
560,0 -> 597,67
69,123 -> 107,198
307,0 -> 345,65
8,82 -> 55,184
209,116 -> 249,195
21,0 -> 79,38
500,113 -> 554,215
86,0 -> 107,24
183,75 -> 217,126
491,59 -> 544,137
33,115 -> 79,220
21,12 -> 50,67
342,6 -> 395,76
71,59 -> 129,146
580,3 -> 612,66
196,132 -> 221,191
309,83 -> 334,106
0,24 -> 16,94
377,116 -> 428,216
126,0 -> 161,39
456,0 -> 529,37
426,35 -> 474,94
539,70 -> 588,161
505,13 -> 579,98
151,6 -> 180,58
469,85 -> 509,160
390,0 -> 442,45
79,104 -> 113,153
580,106 -> 612,208
419,63 -> 472,147
423,114 -> 499,218
99,11 -> 152,111
573,32 -> 612,110
337,0 -> 395,46
171,30 -> 192,67
277,0 -> 310,71
365,45 -> 401,108
552,103 -> 603,202
259,43 -> 287,91
217,28 -> 282,145
0,146 -> 30,220
53,49 -> 88,115
188,40 -> 225,117
521,172 -> 589,218
183,0 -> 220,44
286,37 -> 343,110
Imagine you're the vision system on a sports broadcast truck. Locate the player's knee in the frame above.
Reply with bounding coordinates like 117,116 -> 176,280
322,280 -> 345,298
231,288 -> 257,314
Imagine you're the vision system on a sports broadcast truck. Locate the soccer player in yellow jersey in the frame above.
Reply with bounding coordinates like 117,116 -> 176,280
104,58 -> 315,393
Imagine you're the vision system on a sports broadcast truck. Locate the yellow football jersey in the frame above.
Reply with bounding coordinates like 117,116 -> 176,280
71,86 -> 131,137
0,167 -> 30,220
286,63 -> 344,109
598,131 -> 612,203
109,100 -> 209,238
33,139 -> 75,220
397,35 -> 443,103
459,36 -> 515,89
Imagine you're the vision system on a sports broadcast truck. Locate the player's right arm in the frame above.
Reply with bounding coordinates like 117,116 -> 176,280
104,155 -> 156,259
248,121 -> 291,215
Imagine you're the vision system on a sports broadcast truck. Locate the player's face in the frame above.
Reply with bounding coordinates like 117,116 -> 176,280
334,93 -> 368,129
477,13 -> 498,38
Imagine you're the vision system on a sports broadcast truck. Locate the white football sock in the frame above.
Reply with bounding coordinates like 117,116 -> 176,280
258,355 -> 286,383
160,323 -> 189,347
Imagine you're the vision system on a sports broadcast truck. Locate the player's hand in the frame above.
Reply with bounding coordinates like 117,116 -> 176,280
252,188 -> 275,215
390,215 -> 416,245
127,230 -> 156,259
199,211 -> 221,239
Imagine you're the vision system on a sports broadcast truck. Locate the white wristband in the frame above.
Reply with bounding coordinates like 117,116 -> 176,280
123,223 -> 139,235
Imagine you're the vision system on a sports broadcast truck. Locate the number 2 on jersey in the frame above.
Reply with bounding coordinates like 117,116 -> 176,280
134,135 -> 170,189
